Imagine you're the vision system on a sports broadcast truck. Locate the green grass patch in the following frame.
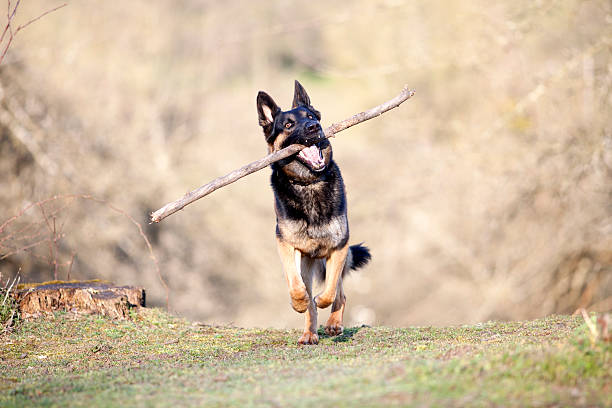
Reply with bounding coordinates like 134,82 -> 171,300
0,310 -> 609,407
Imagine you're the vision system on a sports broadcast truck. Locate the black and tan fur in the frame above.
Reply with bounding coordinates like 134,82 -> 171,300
257,81 -> 371,345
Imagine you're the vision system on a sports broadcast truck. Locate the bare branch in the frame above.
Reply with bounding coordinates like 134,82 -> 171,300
15,3 -> 66,32
151,86 -> 416,223
0,2 -> 66,65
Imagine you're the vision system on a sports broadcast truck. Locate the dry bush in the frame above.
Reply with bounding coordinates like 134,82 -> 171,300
0,195 -> 167,306
0,0 -> 610,327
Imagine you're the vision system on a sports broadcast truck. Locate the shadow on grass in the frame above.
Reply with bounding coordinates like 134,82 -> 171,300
318,326 -> 366,343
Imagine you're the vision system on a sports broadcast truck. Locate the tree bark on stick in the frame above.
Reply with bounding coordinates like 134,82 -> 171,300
151,86 -> 415,223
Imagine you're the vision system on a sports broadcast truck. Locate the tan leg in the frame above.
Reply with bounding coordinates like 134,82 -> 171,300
298,257 -> 318,345
325,276 -> 346,336
315,243 -> 348,309
276,237 -> 309,313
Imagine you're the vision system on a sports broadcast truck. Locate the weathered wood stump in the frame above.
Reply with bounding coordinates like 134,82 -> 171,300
14,281 -> 145,319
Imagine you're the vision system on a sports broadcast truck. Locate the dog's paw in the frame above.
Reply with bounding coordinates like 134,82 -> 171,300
324,323 -> 344,336
290,291 -> 310,313
314,294 -> 333,309
325,312 -> 344,336
298,331 -> 319,345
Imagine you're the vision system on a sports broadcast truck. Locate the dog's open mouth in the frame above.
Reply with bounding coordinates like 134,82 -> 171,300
298,144 -> 326,171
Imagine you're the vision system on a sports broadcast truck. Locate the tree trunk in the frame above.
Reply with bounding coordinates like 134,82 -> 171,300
14,281 -> 145,319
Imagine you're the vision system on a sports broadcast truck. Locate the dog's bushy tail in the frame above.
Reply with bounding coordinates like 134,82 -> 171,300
348,243 -> 371,271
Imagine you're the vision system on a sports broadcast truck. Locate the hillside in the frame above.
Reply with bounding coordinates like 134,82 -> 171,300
1,0 -> 611,328
1,311 -> 609,407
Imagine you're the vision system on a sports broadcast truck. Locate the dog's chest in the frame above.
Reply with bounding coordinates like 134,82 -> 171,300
277,214 -> 348,258
275,181 -> 348,257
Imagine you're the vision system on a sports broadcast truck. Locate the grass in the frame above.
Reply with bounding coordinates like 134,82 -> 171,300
0,310 -> 610,407
0,274 -> 20,331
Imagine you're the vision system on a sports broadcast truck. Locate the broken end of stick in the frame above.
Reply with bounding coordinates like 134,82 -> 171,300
402,85 -> 416,98
150,210 -> 164,223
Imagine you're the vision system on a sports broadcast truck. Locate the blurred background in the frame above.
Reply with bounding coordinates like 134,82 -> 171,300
1,0 -> 611,328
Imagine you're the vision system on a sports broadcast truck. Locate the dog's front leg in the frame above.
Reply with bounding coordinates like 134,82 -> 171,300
298,257 -> 318,345
276,237 -> 310,313
315,243 -> 348,309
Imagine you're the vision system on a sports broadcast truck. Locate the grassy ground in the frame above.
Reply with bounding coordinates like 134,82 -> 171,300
0,309 -> 610,407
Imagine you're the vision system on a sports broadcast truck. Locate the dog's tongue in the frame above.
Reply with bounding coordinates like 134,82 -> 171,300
298,145 -> 325,170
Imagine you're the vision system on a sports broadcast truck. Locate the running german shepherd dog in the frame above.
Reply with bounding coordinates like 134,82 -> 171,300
257,81 -> 371,345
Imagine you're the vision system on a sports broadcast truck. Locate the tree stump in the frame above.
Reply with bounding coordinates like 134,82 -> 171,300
14,281 -> 145,319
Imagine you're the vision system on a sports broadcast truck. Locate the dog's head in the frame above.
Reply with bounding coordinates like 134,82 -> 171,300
257,81 -> 332,177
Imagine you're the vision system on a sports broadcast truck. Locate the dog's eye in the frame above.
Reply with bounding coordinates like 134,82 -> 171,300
285,122 -> 293,129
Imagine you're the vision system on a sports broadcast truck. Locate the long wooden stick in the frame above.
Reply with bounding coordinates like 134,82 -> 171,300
151,86 -> 415,223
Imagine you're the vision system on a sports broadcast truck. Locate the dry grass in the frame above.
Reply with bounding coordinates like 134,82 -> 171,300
1,311 -> 610,407
0,0 -> 610,328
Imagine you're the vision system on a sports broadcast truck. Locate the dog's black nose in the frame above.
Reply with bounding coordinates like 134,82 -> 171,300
306,122 -> 320,133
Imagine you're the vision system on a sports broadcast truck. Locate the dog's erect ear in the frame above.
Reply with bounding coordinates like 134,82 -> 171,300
292,80 -> 321,120
292,80 -> 311,109
257,91 -> 280,128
